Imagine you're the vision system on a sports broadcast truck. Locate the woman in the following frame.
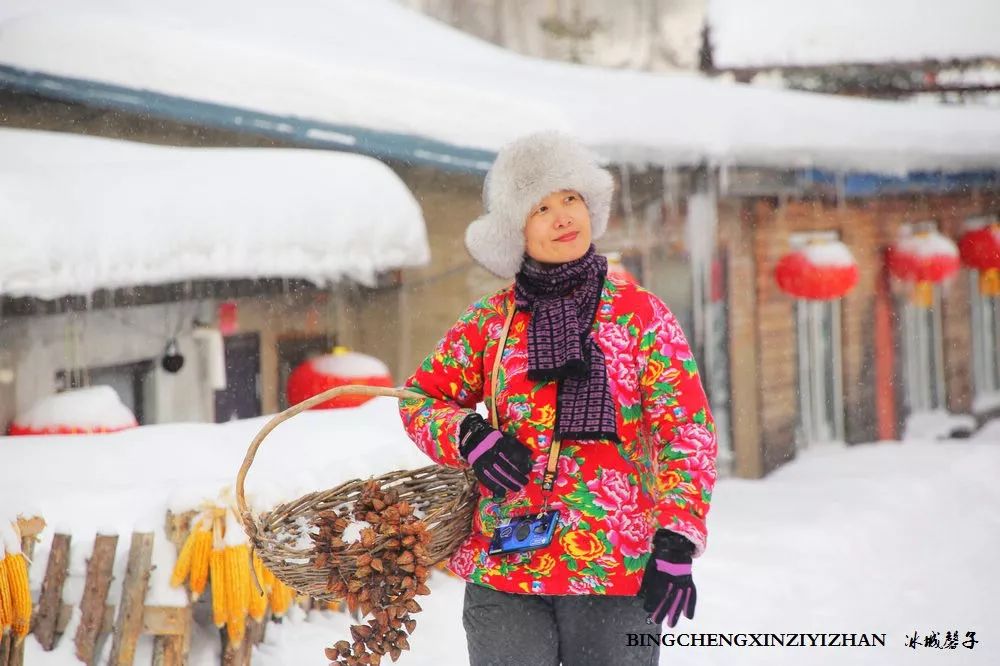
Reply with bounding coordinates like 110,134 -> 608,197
398,132 -> 717,666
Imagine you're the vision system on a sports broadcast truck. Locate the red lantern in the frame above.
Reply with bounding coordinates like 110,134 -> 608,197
218,301 -> 239,335
887,231 -> 960,307
774,240 -> 859,300
7,386 -> 138,436
958,224 -> 1000,297
286,347 -> 394,409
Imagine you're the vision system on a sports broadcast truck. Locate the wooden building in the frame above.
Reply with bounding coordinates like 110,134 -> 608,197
2,0 -> 998,479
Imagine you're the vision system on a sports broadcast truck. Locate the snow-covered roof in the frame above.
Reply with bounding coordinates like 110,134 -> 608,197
707,0 -> 1000,69
0,1 -> 999,175
0,130 -> 429,299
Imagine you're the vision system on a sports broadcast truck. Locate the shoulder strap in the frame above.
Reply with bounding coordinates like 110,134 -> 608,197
489,293 -> 516,430
486,291 -> 563,500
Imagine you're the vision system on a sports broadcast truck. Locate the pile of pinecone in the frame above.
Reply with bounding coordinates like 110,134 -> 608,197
312,480 -> 433,666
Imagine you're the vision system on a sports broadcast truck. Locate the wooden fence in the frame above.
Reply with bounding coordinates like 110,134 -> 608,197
1,511 -> 301,666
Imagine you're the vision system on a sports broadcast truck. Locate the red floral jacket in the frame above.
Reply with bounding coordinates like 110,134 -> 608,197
398,274 -> 717,595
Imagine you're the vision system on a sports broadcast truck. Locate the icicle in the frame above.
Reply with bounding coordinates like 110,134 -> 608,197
620,162 -> 635,234
661,166 -> 681,218
718,162 -> 731,198
835,171 -> 847,211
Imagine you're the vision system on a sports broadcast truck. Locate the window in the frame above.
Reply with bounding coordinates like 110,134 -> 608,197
56,360 -> 155,424
790,231 -> 845,446
896,221 -> 947,413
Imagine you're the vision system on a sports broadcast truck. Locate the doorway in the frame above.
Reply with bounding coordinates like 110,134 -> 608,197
213,333 -> 261,422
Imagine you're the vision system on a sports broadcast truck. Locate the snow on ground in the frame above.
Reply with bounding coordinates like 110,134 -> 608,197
2,393 -> 998,664
0,129 -> 430,298
1,1 -> 999,173
707,0 -> 1000,69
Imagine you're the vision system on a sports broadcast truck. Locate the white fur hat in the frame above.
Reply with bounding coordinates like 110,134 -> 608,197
464,131 -> 614,279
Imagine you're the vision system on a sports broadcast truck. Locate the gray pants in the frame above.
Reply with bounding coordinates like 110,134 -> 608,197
462,582 -> 660,666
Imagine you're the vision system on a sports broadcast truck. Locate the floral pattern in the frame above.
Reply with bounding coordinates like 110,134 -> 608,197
398,275 -> 717,595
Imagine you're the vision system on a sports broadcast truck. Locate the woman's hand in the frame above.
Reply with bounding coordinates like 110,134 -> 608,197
458,413 -> 533,498
638,530 -> 697,628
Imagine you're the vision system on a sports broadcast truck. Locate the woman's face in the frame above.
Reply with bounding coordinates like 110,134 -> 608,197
523,189 -> 592,265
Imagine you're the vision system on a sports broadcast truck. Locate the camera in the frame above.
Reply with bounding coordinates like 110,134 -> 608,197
488,508 -> 560,556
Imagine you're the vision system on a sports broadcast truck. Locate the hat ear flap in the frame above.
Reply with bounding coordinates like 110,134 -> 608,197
583,167 -> 614,240
465,214 -> 525,279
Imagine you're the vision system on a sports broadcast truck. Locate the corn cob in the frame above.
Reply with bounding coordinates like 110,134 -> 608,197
4,553 -> 31,640
260,562 -> 296,617
0,550 -> 12,633
209,514 -> 227,628
209,549 -> 227,628
260,563 -> 275,591
269,578 -> 294,617
188,528 -> 213,600
169,520 -> 198,588
223,545 -> 247,646
169,512 -> 214,602
248,553 -> 268,621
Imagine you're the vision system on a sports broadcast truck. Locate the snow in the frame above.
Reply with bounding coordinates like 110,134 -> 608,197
896,231 -> 960,258
903,409 -> 977,440
1,518 -> 22,555
707,0 -> 1000,68
2,390 -> 999,664
222,507 -> 248,547
1,1 -> 999,174
310,352 -> 390,378
0,129 -> 430,299
801,241 -> 856,267
971,391 -> 1000,415
11,386 -> 137,432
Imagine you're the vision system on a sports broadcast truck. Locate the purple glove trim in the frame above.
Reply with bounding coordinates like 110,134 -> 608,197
655,559 -> 692,576
491,464 -> 522,489
667,589 -> 684,623
480,466 -> 506,490
466,430 -> 502,465
652,582 -> 674,620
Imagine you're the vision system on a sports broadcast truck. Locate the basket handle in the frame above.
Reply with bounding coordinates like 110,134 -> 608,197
235,384 -> 429,533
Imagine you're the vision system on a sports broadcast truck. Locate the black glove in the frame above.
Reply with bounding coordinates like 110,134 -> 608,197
458,413 -> 533,498
638,529 -> 697,628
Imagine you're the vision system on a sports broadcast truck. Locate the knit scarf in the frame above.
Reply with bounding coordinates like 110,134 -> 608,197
513,243 -> 620,443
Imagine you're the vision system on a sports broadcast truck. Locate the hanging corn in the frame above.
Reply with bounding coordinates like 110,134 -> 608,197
222,509 -> 251,647
249,552 -> 270,622
169,504 -> 247,641
169,501 -> 297,644
1,519 -> 32,642
169,511 -> 214,600
209,512 -> 228,629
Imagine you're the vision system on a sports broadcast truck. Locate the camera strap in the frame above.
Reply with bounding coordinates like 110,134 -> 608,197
492,295 -> 564,506
541,439 -> 561,493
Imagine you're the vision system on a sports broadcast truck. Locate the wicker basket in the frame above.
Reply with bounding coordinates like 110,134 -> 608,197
235,384 -> 477,602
